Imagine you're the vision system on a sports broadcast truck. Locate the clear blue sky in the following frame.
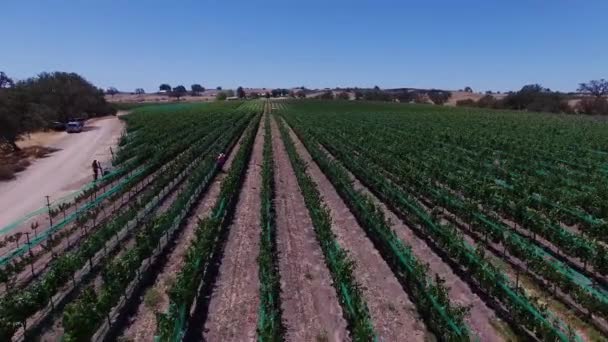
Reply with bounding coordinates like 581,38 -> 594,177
2,0 -> 606,92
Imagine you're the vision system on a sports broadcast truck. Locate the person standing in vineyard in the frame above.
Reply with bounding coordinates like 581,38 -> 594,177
92,159 -> 100,181
216,152 -> 227,171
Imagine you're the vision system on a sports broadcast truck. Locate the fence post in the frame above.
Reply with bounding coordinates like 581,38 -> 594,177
46,195 -> 53,228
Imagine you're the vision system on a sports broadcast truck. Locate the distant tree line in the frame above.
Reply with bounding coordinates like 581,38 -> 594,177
156,83 -> 206,99
334,86 -> 452,105
456,79 -> 608,115
0,71 -> 115,151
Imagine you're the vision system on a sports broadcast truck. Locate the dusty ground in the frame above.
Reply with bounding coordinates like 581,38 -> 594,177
202,118 -> 265,341
0,116 -> 124,230
285,122 -> 430,341
270,117 -> 349,342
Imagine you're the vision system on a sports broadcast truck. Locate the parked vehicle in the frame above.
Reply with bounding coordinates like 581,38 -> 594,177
66,121 -> 84,133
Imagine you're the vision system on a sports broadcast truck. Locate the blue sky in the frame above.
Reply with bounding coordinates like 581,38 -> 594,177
2,0 -> 606,92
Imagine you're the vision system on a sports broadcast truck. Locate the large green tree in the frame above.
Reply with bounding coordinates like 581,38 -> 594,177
0,72 -> 114,151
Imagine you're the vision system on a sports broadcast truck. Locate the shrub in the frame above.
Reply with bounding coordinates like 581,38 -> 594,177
336,92 -> 350,100
319,91 -> 334,100
14,159 -> 31,172
456,99 -> 476,107
0,165 -> 15,180
144,288 -> 162,309
216,91 -> 227,101
576,97 -> 608,115
477,95 -> 500,109
427,90 -> 451,105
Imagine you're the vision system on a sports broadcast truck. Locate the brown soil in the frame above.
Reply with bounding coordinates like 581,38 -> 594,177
202,117 -> 265,341
285,122 -> 430,340
118,134 -> 245,342
270,117 -> 349,341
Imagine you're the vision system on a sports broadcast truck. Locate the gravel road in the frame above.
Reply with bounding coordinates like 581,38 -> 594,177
0,116 -> 124,229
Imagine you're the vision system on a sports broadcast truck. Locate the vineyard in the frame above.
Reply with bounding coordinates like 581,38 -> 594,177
1,99 -> 608,341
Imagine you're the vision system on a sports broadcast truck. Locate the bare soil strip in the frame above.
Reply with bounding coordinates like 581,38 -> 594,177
118,132 -> 246,341
270,118 -> 349,342
202,117 -> 265,341
285,124 -> 430,340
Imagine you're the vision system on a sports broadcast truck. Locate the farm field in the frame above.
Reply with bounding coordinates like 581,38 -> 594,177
2,99 -> 608,342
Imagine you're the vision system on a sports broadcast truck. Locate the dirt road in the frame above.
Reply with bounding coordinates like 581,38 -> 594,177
0,116 -> 124,229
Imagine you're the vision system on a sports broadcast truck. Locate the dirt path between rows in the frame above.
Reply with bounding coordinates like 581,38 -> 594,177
285,123 -> 430,340
270,117 -> 349,342
202,117 -> 265,341
119,134 -> 245,342
0,116 -> 124,229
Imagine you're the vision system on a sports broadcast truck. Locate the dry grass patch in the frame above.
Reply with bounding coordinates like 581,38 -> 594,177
0,145 -> 58,181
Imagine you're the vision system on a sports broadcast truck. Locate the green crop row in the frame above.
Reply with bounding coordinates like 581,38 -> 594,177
156,115 -> 260,341
276,116 -> 376,341
61,111 -> 253,341
280,115 -> 471,340
256,115 -> 284,341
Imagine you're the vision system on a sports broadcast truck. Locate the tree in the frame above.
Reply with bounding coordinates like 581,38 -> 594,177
1,72 -> 113,151
106,87 -> 119,97
363,88 -> 391,102
225,89 -> 235,97
216,91 -> 227,101
319,91 -> 334,100
0,72 -> 14,89
354,90 -> 363,100
578,79 -> 608,98
427,90 -> 451,105
336,92 -> 350,100
191,84 -> 205,96
216,86 -> 222,90
271,89 -> 281,98
159,84 -> 171,92
170,85 -> 187,100
456,99 -> 476,107
395,90 -> 415,103
464,86 -> 473,93
576,97 -> 608,115
502,84 -> 569,113
236,86 -> 245,99
296,90 -> 306,98
476,95 -> 499,108
135,88 -> 145,95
